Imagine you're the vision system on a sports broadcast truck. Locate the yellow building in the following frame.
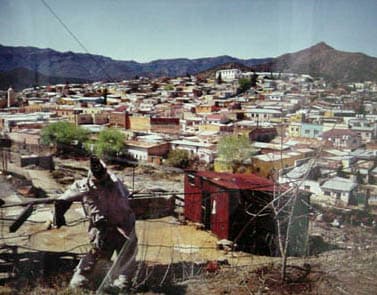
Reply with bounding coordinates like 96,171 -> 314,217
214,158 -> 254,174
195,105 -> 215,114
289,113 -> 305,123
214,158 -> 234,173
251,151 -> 305,178
287,122 -> 302,137
129,116 -> 151,132
59,97 -> 76,105
324,110 -> 334,117
198,124 -> 221,133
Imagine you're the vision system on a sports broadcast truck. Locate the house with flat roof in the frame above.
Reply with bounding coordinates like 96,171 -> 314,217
123,140 -> 170,165
300,123 -> 323,138
251,150 -> 312,179
215,69 -> 242,82
320,177 -> 358,206
348,118 -> 376,143
170,139 -> 215,163
244,108 -> 283,123
322,129 -> 361,151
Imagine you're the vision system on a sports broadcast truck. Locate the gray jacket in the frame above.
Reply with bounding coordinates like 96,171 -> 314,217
56,171 -> 135,237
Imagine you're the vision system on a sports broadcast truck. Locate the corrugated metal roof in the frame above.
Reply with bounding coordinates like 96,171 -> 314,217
322,128 -> 358,138
321,177 -> 357,192
171,140 -> 212,148
196,171 -> 274,192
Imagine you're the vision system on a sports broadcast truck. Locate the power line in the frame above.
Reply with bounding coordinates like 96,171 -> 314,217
40,0 -> 113,82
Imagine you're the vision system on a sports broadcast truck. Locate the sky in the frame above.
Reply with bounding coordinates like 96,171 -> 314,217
0,0 -> 377,62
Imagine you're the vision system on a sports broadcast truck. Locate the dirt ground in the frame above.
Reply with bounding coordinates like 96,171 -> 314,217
2,203 -> 273,266
2,161 -> 377,294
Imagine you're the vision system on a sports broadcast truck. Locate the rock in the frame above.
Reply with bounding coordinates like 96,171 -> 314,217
217,239 -> 233,251
194,223 -> 205,230
16,185 -> 36,197
316,214 -> 323,222
331,219 -> 340,227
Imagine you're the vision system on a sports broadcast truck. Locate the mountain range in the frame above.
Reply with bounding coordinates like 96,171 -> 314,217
0,42 -> 376,90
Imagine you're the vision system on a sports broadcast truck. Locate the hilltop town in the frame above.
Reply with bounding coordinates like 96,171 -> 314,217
1,68 -> 377,208
1,68 -> 377,293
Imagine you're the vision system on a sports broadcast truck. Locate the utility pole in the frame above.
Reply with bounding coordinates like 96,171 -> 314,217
1,147 -> 9,173
132,166 -> 135,193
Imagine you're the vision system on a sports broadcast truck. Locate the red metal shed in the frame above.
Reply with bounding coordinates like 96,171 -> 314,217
184,171 -> 274,241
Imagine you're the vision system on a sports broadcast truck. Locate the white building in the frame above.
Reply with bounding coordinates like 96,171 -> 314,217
170,139 -> 215,163
244,108 -> 283,123
215,69 -> 242,82
0,112 -> 53,132
320,177 -> 358,206
7,87 -> 15,108
266,92 -> 284,101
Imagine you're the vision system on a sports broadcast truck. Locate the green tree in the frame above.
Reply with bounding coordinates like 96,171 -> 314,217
251,71 -> 258,87
166,149 -> 190,168
238,78 -> 252,93
41,121 -> 89,146
217,134 -> 255,163
164,84 -> 174,91
92,128 -> 125,159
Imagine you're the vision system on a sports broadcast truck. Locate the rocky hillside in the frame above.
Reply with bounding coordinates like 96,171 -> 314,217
1,42 -> 376,90
0,67 -> 90,90
272,42 -> 377,82
0,44 -> 270,89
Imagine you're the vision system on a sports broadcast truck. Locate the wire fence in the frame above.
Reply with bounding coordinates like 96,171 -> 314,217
0,186 -> 376,293
0,141 -> 375,293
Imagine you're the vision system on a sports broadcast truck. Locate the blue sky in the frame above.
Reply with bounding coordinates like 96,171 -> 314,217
0,0 -> 376,62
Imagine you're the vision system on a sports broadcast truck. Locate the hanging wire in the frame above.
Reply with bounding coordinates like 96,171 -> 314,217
40,0 -> 113,82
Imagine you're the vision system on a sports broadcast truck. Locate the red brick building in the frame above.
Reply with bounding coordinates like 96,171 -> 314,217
150,117 -> 180,133
109,111 -> 130,129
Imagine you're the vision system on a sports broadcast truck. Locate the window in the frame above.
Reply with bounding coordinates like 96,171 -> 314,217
324,191 -> 331,196
304,185 -> 310,190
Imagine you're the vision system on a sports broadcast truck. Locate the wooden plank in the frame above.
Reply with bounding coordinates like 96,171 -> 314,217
9,204 -> 34,233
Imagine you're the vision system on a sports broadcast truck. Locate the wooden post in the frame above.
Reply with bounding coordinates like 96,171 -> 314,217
9,204 -> 34,233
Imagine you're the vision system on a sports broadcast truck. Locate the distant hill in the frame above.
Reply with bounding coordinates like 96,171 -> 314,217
271,42 -> 377,82
1,42 -> 376,90
0,44 -> 271,89
0,67 -> 90,90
